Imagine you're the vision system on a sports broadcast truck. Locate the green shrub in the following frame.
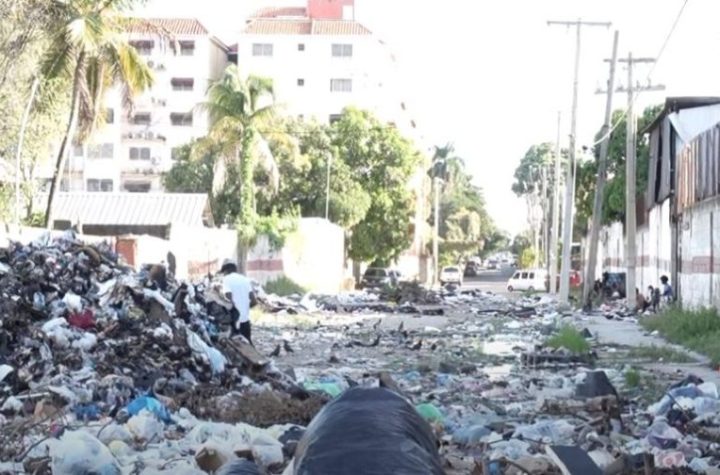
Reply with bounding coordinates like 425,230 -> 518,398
545,325 -> 590,354
624,368 -> 641,388
642,307 -> 720,365
264,276 -> 307,296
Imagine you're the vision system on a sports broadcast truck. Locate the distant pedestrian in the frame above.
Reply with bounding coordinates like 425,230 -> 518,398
660,275 -> 673,303
635,288 -> 650,313
221,258 -> 256,345
652,286 -> 662,312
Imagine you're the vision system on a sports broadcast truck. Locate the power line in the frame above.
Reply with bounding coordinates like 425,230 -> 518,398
589,0 -> 689,147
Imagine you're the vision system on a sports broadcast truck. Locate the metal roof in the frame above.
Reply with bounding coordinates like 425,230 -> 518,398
641,97 -> 720,135
127,18 -> 209,36
244,19 -> 372,35
43,193 -> 213,227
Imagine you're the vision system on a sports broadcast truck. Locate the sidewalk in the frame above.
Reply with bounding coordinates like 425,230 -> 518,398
579,315 -> 720,385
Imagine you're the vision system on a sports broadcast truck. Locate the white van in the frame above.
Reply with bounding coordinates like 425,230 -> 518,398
507,268 -> 547,292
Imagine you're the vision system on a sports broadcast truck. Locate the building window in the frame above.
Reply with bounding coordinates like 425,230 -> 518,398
298,43 -> 305,51
330,78 -> 352,92
252,43 -> 273,57
179,41 -> 195,56
87,143 -> 114,159
132,113 -> 151,125
87,179 -> 113,192
129,40 -> 154,56
129,147 -> 151,160
170,112 -> 193,126
171,78 -> 194,91
329,114 -> 342,124
72,145 -> 84,157
297,78 -> 305,87
105,108 -> 114,124
331,44 -> 353,58
123,181 -> 151,193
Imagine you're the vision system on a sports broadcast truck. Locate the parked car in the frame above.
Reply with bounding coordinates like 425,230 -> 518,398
507,268 -> 547,292
464,262 -> 480,277
360,268 -> 399,289
440,266 -> 463,286
487,259 -> 499,270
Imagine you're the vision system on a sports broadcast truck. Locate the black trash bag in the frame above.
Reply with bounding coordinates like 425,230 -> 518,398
576,371 -> 618,399
215,459 -> 261,475
294,387 -> 443,475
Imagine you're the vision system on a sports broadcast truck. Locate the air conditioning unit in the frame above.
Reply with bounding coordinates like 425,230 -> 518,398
157,134 -> 167,142
148,60 -> 155,68
151,156 -> 161,166
147,131 -> 154,140
126,132 -> 134,139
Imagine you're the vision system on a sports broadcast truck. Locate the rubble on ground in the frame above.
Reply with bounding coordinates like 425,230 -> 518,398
2,233 -> 720,474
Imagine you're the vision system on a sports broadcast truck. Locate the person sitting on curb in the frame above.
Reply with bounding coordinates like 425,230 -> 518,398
635,287 -> 650,314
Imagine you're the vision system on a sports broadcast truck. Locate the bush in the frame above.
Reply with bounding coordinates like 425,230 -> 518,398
642,307 -> 720,365
264,276 -> 307,296
519,247 -> 536,268
545,325 -> 590,354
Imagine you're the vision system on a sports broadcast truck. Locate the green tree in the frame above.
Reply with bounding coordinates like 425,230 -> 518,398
575,104 -> 663,230
42,0 -> 154,228
202,64 -> 276,238
256,118 -> 371,228
511,233 -> 532,256
331,108 -> 420,265
427,144 -> 496,264
0,1 -> 70,222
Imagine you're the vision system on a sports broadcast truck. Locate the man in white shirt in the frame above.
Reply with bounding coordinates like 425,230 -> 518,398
221,259 -> 256,345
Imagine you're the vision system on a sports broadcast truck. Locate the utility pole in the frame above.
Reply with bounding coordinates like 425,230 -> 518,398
325,152 -> 332,220
583,30 -> 620,309
541,164 -> 548,266
549,112 -> 562,294
548,19 -> 611,303
432,175 -> 440,285
613,54 -> 665,300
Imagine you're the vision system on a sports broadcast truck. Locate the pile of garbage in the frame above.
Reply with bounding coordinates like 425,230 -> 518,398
0,233 -> 330,473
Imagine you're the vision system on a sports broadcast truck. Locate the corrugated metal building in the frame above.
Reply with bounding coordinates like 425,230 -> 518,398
39,193 -> 214,238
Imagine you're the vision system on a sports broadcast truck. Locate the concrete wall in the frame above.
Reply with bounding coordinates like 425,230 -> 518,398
247,218 -> 344,293
678,196 -> 720,308
593,199 -> 672,292
115,226 -> 237,280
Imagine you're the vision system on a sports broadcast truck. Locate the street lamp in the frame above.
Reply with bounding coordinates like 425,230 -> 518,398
325,151 -> 332,221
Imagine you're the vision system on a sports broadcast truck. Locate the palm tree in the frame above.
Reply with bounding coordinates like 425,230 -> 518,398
201,64 -> 277,232
42,0 -> 153,229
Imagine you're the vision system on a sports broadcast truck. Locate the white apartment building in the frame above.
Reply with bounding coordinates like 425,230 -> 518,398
52,18 -> 228,193
235,0 -> 418,137
237,0 -> 432,279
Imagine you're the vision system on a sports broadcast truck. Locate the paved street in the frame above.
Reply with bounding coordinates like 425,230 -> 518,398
463,265 -> 516,295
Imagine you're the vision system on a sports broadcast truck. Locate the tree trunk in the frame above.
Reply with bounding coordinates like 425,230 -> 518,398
237,128 -> 257,274
44,52 -> 84,229
239,128 -> 256,224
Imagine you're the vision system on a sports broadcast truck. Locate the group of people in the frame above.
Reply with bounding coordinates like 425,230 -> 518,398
636,275 -> 674,313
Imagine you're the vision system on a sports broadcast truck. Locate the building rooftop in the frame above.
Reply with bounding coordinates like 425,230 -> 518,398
642,96 -> 720,134
251,7 -> 308,18
243,19 -> 371,36
42,193 -> 213,227
127,18 -> 210,36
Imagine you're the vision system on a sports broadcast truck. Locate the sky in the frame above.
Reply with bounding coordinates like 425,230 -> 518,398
139,0 -> 720,236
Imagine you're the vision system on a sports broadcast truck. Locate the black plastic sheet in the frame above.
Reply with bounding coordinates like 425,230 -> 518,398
215,459 -> 261,475
294,387 -> 443,475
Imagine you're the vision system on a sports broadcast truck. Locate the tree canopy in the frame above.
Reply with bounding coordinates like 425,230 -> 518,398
574,104 -> 662,232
